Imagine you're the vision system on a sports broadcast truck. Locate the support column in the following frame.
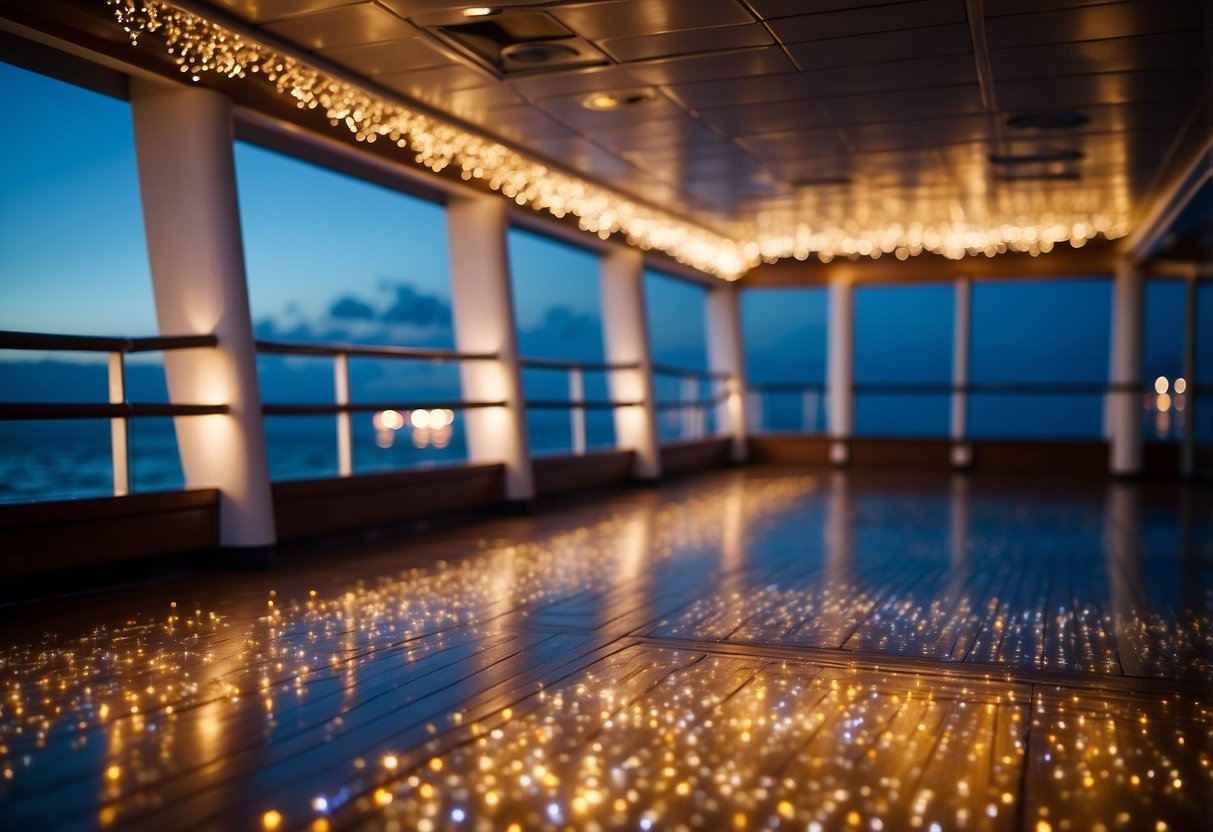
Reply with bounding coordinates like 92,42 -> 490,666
706,283 -> 749,463
130,80 -> 275,552
1108,260 -> 1144,476
827,279 -> 854,465
446,196 -> 533,502
950,277 -> 972,468
1181,270 -> 1198,479
600,248 -> 662,480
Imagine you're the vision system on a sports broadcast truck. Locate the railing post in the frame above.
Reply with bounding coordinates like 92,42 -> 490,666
1181,269 -> 1198,479
950,276 -> 972,468
107,351 -> 130,497
130,79 -> 276,556
1108,259 -> 1143,476
802,389 -> 817,433
827,279 -> 854,465
334,352 -> 352,477
681,376 -> 696,440
748,389 -> 763,433
569,367 -> 586,455
600,248 -> 661,480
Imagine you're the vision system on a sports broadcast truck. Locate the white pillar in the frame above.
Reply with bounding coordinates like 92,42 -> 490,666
130,80 -> 275,549
446,196 -> 533,501
600,248 -> 662,480
706,283 -> 749,462
1181,271 -> 1198,479
950,277 -> 972,468
827,280 -> 854,465
1108,260 -> 1143,476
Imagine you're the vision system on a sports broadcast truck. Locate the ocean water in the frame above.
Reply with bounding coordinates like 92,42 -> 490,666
0,412 -> 623,505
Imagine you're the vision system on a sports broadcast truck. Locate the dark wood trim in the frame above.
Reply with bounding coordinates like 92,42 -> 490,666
970,439 -> 1109,477
0,489 -> 219,577
1143,442 -> 1181,478
742,240 -> 1118,287
748,435 -> 834,466
533,450 -> 636,499
850,438 -> 953,470
660,438 -> 731,477
271,463 -> 506,540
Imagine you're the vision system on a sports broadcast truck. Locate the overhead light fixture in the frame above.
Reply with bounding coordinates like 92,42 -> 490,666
461,6 -> 499,17
1005,111 -> 1090,130
581,89 -> 658,111
502,41 -> 580,65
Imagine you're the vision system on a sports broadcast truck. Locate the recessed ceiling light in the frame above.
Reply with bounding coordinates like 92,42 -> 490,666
461,6 -> 499,17
581,89 -> 657,111
1005,110 -> 1090,130
502,41 -> 581,64
988,149 -> 1085,165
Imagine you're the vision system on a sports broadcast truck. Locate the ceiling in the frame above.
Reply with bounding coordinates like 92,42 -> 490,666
5,0 -> 1212,274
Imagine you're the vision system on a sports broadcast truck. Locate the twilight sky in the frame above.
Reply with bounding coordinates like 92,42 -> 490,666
1,58 -> 1208,446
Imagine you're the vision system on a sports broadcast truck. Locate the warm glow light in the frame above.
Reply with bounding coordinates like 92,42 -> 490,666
261,810 -> 283,830
1155,376 -> 1169,395
411,409 -> 431,429
105,0 -> 750,279
1156,392 -> 1172,413
379,409 -> 405,430
105,0 -> 1130,277
1173,377 -> 1186,395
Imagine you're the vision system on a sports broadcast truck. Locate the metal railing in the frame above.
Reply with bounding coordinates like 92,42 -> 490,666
746,380 -> 1154,435
0,330 -> 226,496
255,339 -> 503,476
651,364 -> 732,441
519,357 -> 640,455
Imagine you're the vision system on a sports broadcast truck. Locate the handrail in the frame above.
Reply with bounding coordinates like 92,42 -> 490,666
0,329 -> 224,497
654,393 -> 729,411
749,381 -> 827,392
750,381 -> 1147,394
0,403 -> 228,420
256,339 -> 496,362
525,399 -> 640,410
0,330 -> 219,353
519,356 -> 640,372
651,362 -> 731,381
262,401 -> 503,416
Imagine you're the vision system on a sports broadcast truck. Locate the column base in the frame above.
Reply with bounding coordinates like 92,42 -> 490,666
950,443 -> 973,470
829,440 -> 850,467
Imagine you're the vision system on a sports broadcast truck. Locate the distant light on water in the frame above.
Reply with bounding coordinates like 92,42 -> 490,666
1154,376 -> 1168,395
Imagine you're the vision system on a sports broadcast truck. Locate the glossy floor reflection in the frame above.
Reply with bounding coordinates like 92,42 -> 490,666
0,468 -> 1210,829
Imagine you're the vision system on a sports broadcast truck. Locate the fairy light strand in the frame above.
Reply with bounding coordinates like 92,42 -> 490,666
105,0 -> 1131,277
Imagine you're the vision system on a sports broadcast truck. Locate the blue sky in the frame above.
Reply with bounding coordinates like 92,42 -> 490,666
1,58 -> 1207,450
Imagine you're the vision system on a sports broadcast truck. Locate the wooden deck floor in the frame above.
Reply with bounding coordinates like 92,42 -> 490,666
1,468 -> 1210,830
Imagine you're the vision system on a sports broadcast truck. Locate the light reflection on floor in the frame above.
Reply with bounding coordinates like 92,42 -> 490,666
0,469 -> 1210,829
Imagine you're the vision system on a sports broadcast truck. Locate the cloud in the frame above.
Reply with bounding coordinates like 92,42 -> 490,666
328,296 -> 376,320
383,285 -> 451,328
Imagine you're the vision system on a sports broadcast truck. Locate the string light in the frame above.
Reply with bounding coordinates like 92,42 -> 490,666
104,0 -> 750,279
105,1 -> 1131,276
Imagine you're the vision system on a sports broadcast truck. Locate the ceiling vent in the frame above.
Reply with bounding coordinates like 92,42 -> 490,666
1005,110 -> 1091,130
988,149 -> 1085,165
423,11 -> 609,77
